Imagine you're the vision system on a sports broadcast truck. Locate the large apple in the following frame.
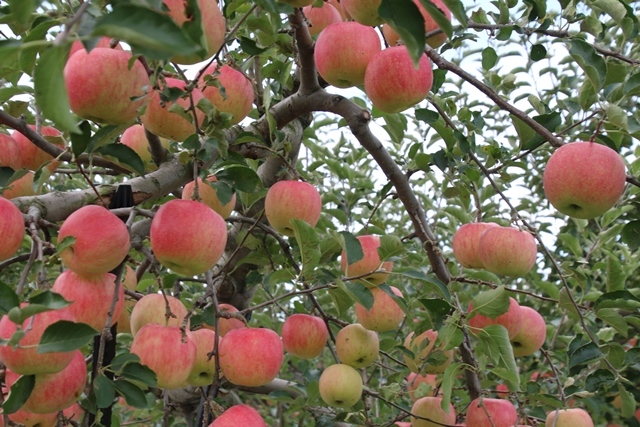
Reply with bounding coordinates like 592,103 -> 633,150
218,327 -> 283,387
182,175 -> 236,219
314,21 -> 381,88
57,204 -> 131,278
403,329 -> 453,374
466,397 -> 518,427
0,132 -> 21,170
199,63 -> 254,125
543,141 -> 626,219
11,125 -> 65,172
467,297 -> 523,340
451,222 -> 499,269
545,408 -> 594,427
0,196 -> 25,261
264,180 -> 322,236
341,235 -> 393,285
209,404 -> 266,427
510,306 -> 546,357
120,124 -> 171,172
130,324 -> 197,389
129,293 -> 189,336
64,48 -> 149,125
381,0 -> 451,48
364,45 -> 433,114
150,199 -> 228,276
354,286 -> 405,331
411,396 -> 455,427
201,303 -> 246,337
335,323 -> 379,368
318,364 -> 363,409
478,226 -> 537,276
302,3 -> 342,36
2,171 -> 36,199
187,328 -> 220,387
340,0 -> 382,26
281,313 -> 328,359
406,372 -> 439,401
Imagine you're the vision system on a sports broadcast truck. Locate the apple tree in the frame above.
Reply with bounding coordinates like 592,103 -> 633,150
0,0 -> 639,426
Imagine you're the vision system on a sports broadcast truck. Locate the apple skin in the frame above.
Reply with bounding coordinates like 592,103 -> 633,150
466,397 -> 518,427
5,350 -> 86,414
12,125 -> 65,172
406,372 -> 439,401
302,3 -> 342,36
182,175 -> 236,219
381,0 -> 451,48
478,226 -> 537,277
314,21 -> 381,88
281,313 -> 328,359
318,364 -> 363,409
187,328 -> 220,387
199,64 -> 254,125
403,329 -> 453,374
141,77 -> 205,142
209,404 -> 267,427
452,222 -> 500,269
468,297 -> 523,340
2,171 -> 36,199
150,199 -> 228,276
341,235 -> 393,285
130,324 -> 197,389
69,37 -> 122,58
201,303 -> 246,337
510,306 -> 546,357
264,180 -> 322,237
364,46 -> 433,114
411,396 -> 456,427
327,0 -> 349,20
129,293 -> 189,336
64,48 -> 149,125
0,196 -> 25,261
52,270 -> 125,332
0,132 -> 22,170
340,0 -> 382,26
545,408 -> 594,427
355,286 -> 405,332
335,323 -> 379,368
218,327 -> 284,387
58,204 -> 131,278
543,141 -> 626,219
4,409 -> 59,427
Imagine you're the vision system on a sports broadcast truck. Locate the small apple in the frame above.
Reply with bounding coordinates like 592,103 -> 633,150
467,297 -> 523,340
403,329 -> 453,374
545,408 -> 594,427
11,125 -> 65,172
478,226 -> 537,277
411,396 -> 456,427
0,196 -> 25,261
318,364 -> 363,409
129,293 -> 189,336
406,372 -> 440,401
335,323 -> 379,368
510,306 -> 546,357
281,313 -> 328,359
199,63 -> 254,125
201,303 -> 246,337
120,124 -> 171,172
381,0 -> 451,48
264,180 -> 322,236
182,175 -> 236,219
341,235 -> 393,285
354,286 -> 405,332
466,397 -> 518,427
302,3 -> 342,36
2,171 -> 36,199
340,0 -> 382,26
187,328 -> 220,387
0,132 -> 21,170
452,222 -> 500,269
209,404 -> 267,427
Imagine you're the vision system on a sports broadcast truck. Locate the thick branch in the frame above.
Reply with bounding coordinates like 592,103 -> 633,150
289,9 -> 321,94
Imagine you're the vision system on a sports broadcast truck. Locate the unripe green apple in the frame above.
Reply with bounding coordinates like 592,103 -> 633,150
340,0 -> 382,26
545,408 -> 594,427
318,364 -> 363,409
335,323 -> 379,368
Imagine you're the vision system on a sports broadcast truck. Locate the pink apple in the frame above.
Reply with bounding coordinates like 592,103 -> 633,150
406,372 -> 439,401
545,408 -> 594,427
543,141 -> 626,219
120,124 -> 170,172
364,45 -> 433,113
199,64 -> 254,125
281,313 -> 328,359
187,328 -> 220,387
510,306 -> 546,357
403,329 -> 453,374
0,196 -> 25,261
218,327 -> 283,387
64,48 -> 149,125
69,37 -> 122,58
335,323 -> 379,368
0,132 -> 21,170
468,297 -> 523,340
129,293 -> 189,336
12,125 -> 65,172
209,404 -> 267,427
411,396 -> 456,427
318,364 -> 363,409
57,205 -> 131,278
150,199 -> 228,276
201,303 -> 246,337
478,226 -> 537,277
2,171 -> 36,199
130,324 -> 197,389
264,180 -> 322,236
466,397 -> 517,427
452,222 -> 500,269
340,235 -> 393,285
5,409 -> 58,427
302,3 -> 342,36
381,0 -> 451,48
340,0 -> 382,26
182,175 -> 236,219
355,286 -> 405,332
61,402 -> 84,422
314,21 -> 381,88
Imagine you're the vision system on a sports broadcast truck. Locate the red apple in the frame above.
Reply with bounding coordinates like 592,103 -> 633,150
545,408 -> 594,427
57,205 -> 131,278
340,0 -> 382,26
0,132 -> 21,170
543,141 -> 626,219
187,328 -> 220,387
452,222 -> 500,269
264,180 -> 322,236
381,0 -> 451,48
302,3 -> 342,36
11,125 -> 65,172
478,226 -> 537,277
411,396 -> 456,427
468,297 -> 523,340
2,171 -> 36,199
510,306 -> 546,357
340,235 -> 393,285
354,286 -> 405,331
209,404 -> 267,427
318,364 -> 363,409
129,293 -> 189,336
281,313 -> 328,359
406,372 -> 440,401
466,397 -> 517,427
201,303 -> 246,337
0,196 -> 24,261
199,63 -> 254,125
182,175 -> 236,219
335,323 -> 379,368
403,329 -> 453,374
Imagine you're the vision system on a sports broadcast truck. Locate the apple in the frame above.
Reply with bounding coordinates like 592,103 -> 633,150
57,204 -> 131,278
201,303 -> 246,336
69,37 -> 122,58
62,402 -> 84,422
467,297 -> 523,340
5,409 -> 58,427
495,383 -> 509,399
381,0 -> 451,48
218,327 -> 283,387
406,372 -> 439,401
120,124 -> 171,172
281,313 -> 328,359
478,226 -> 537,277
115,265 -> 138,334
209,404 -> 267,427
364,45 -> 433,114
199,63 -> 254,125
150,199 -> 228,276
340,235 -> 393,285
394,423 -> 411,427
354,286 -> 405,332
163,0 -> 226,65
466,397 -> 518,427
182,175 -> 236,219
318,364 -> 363,409
130,324 -> 197,389
11,125 -> 65,172
0,132 -> 21,170
302,3 -> 342,36
451,222 -> 500,269
129,293 -> 189,336
403,329 -> 453,374
264,180 -> 322,236
335,323 -> 379,368
5,350 -> 86,414
340,0 -> 382,26
64,48 -> 149,125
543,141 -> 626,219
545,408 -> 594,427
187,328 -> 220,387
510,306 -> 546,357
2,171 -> 36,199
52,270 -> 125,332
0,196 -> 25,261
141,77 -> 205,142
411,396 -> 456,427
314,21 -> 381,88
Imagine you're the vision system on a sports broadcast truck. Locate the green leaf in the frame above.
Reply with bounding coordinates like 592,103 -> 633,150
415,108 -> 439,124
621,220 -> 640,249
594,291 -> 640,311
70,121 -> 92,157
439,361 -> 461,413
88,124 -> 132,152
470,286 -> 510,319
481,47 -> 498,70
379,0 -> 425,65
568,39 -> 607,91
94,373 -> 117,409
617,383 -> 635,419
33,45 -> 80,134
162,273 -> 179,289
568,342 -> 603,370
38,320 -> 98,353
2,374 -> 35,414
530,44 -> 547,61
215,165 -> 261,193
377,235 -> 405,261
417,0 -> 453,40
585,369 -> 616,393
399,269 -> 450,301
109,353 -> 141,373
113,379 -> 150,408
606,255 -> 625,292
418,298 -> 451,330
341,231 -> 364,265
0,283 -> 20,316
512,112 -> 561,151
347,282 -> 374,311
95,143 -> 145,176
121,362 -> 158,387
441,0 -> 468,27
328,286 -> 354,316
8,0 -> 37,26
596,308 -> 628,337
292,219 -> 321,279
475,325 -> 519,390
